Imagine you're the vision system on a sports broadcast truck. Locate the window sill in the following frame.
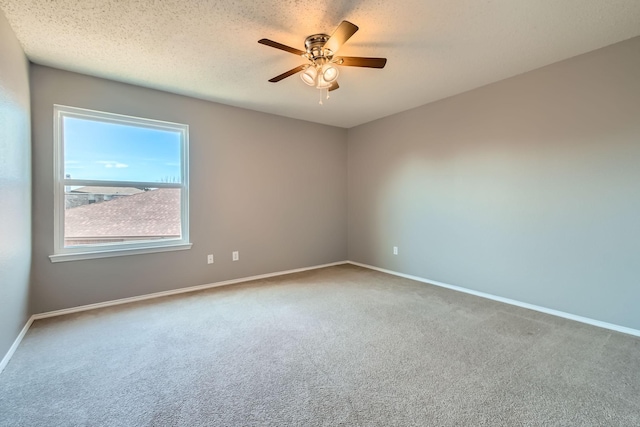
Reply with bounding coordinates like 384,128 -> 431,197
49,242 -> 192,263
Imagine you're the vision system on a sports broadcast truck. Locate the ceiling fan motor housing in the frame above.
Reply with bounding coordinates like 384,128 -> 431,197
305,34 -> 333,61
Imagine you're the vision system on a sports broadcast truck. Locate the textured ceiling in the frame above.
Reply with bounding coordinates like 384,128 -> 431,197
1,0 -> 640,128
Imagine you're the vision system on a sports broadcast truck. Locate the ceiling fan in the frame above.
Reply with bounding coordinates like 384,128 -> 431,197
258,21 -> 387,102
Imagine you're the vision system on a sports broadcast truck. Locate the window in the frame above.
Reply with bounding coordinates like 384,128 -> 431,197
50,105 -> 190,262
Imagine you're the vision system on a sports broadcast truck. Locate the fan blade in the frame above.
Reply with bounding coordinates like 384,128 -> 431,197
324,21 -> 359,54
328,81 -> 339,91
258,39 -> 305,56
335,56 -> 387,69
268,65 -> 307,82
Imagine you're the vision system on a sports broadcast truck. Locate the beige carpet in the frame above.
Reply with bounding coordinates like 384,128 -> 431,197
1,264 -> 639,426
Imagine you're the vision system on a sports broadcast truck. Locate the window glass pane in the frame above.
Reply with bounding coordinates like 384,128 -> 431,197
64,186 -> 182,247
63,116 -> 182,183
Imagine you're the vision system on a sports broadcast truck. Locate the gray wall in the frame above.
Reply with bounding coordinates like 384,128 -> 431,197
348,37 -> 640,330
31,65 -> 347,313
0,12 -> 31,357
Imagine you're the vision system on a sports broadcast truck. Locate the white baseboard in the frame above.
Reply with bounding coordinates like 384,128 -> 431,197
348,261 -> 640,338
33,261 -> 349,320
3,259 -> 636,374
0,260 -> 348,373
0,316 -> 34,374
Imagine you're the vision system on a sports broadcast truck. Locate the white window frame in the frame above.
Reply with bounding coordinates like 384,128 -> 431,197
50,105 -> 191,263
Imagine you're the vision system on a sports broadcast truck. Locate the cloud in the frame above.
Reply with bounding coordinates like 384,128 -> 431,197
96,161 -> 129,169
64,160 -> 85,170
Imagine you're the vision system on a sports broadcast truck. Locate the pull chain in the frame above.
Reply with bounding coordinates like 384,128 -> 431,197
318,88 -> 330,105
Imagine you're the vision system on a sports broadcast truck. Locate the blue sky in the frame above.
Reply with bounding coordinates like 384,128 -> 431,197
64,117 -> 182,183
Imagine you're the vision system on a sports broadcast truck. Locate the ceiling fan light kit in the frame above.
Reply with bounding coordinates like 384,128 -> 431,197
259,21 -> 387,104
302,63 -> 338,87
321,63 -> 339,83
301,65 -> 318,86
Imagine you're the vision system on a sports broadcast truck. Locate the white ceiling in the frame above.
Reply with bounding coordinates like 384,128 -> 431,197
1,0 -> 639,128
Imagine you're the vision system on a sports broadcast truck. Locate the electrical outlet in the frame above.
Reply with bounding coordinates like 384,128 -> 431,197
393,246 -> 398,255
232,251 -> 239,261
207,254 -> 214,264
